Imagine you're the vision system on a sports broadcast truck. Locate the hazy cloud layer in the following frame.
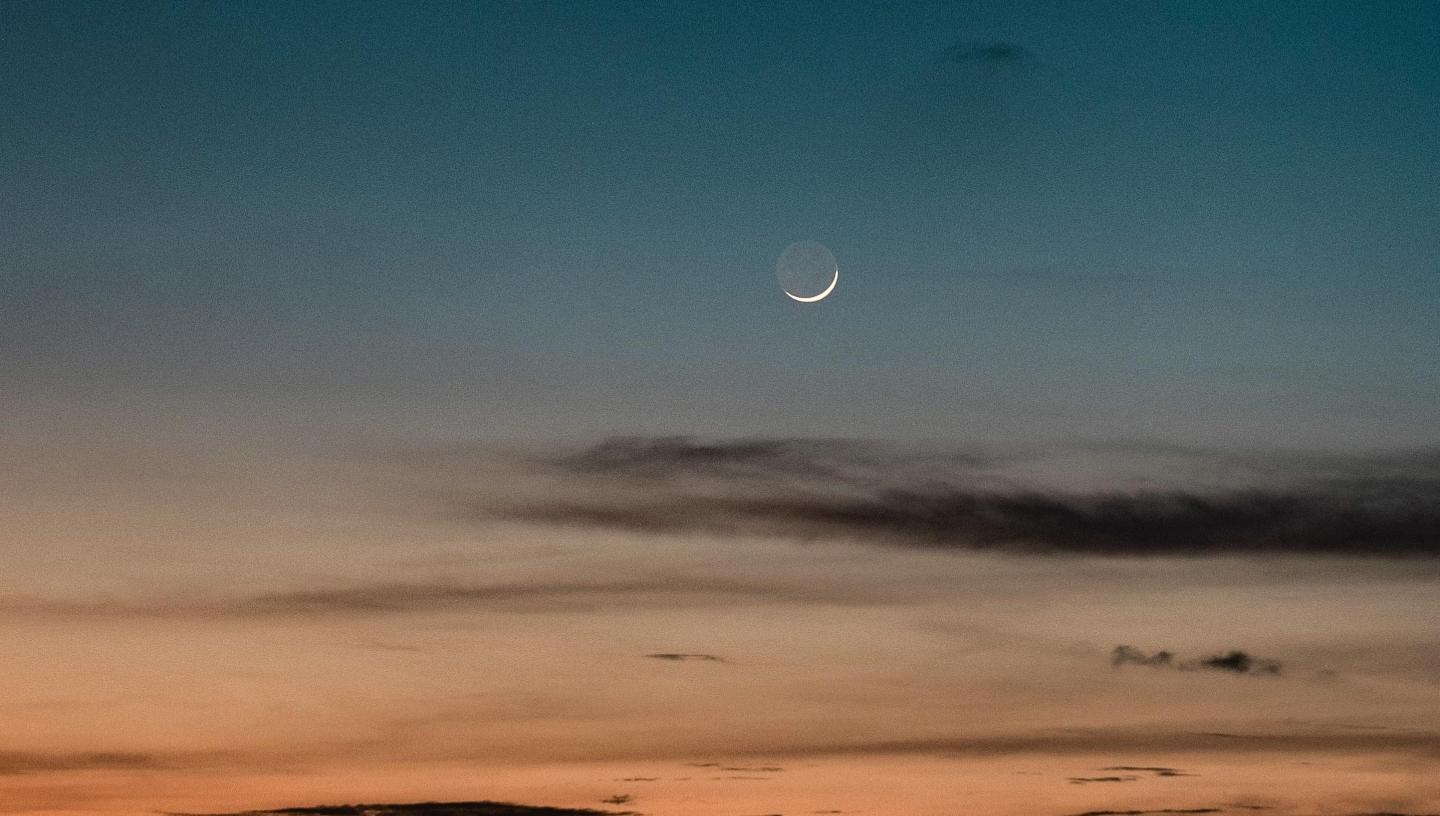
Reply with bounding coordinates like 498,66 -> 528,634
755,727 -> 1440,759
0,577 -> 868,622
0,751 -> 166,775
479,437 -> 1440,557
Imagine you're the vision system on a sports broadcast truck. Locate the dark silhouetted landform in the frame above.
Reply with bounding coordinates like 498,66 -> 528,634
1067,810 -> 1221,816
178,803 -> 631,816
484,437 -> 1440,557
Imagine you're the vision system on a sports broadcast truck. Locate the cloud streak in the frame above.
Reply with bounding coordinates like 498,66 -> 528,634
477,437 -> 1440,557
0,751 -> 167,775
0,576 -> 869,622
643,653 -> 725,663
746,727 -> 1440,760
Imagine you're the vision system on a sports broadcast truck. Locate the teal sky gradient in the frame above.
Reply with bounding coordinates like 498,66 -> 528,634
4,0 -> 1438,445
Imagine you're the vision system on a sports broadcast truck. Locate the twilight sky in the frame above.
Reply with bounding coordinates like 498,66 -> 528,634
3,2 -> 1440,816
5,0 -> 1440,444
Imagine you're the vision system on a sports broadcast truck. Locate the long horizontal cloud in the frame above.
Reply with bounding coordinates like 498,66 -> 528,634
0,576 -> 870,622
755,728 -> 1440,759
644,653 -> 724,662
0,751 -> 166,775
474,437 -> 1440,557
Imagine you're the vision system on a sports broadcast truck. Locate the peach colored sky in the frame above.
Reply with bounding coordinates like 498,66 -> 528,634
4,412 -> 1439,816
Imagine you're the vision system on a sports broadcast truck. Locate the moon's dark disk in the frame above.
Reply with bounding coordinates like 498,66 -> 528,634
776,241 -> 838,302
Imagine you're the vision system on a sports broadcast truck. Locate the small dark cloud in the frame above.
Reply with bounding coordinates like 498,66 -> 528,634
1101,766 -> 1195,778
1113,645 -> 1285,676
1112,646 -> 1175,668
568,437 -> 803,476
479,437 -> 1440,558
1200,651 -> 1281,675
721,766 -> 784,772
944,41 -> 1034,65
644,653 -> 725,663
598,795 -> 632,806
1068,776 -> 1139,784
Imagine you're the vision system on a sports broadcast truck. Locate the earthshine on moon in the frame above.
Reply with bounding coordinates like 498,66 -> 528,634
776,240 -> 838,302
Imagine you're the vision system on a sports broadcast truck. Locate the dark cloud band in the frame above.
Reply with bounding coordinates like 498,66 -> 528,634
480,437 -> 1440,557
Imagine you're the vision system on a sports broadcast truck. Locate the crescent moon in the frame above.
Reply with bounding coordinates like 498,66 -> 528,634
784,265 -> 838,303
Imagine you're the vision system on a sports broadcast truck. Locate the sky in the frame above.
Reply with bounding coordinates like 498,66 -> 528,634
2,2 -> 1440,816
5,0 -> 1440,444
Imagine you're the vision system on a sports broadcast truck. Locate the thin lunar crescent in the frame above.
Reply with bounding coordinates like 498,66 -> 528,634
784,266 -> 838,303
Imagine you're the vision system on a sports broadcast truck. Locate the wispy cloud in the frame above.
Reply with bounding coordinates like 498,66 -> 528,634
0,751 -> 167,775
472,437 -> 1440,558
753,727 -> 1440,759
1100,766 -> 1194,778
0,576 -> 869,622
643,653 -> 725,663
